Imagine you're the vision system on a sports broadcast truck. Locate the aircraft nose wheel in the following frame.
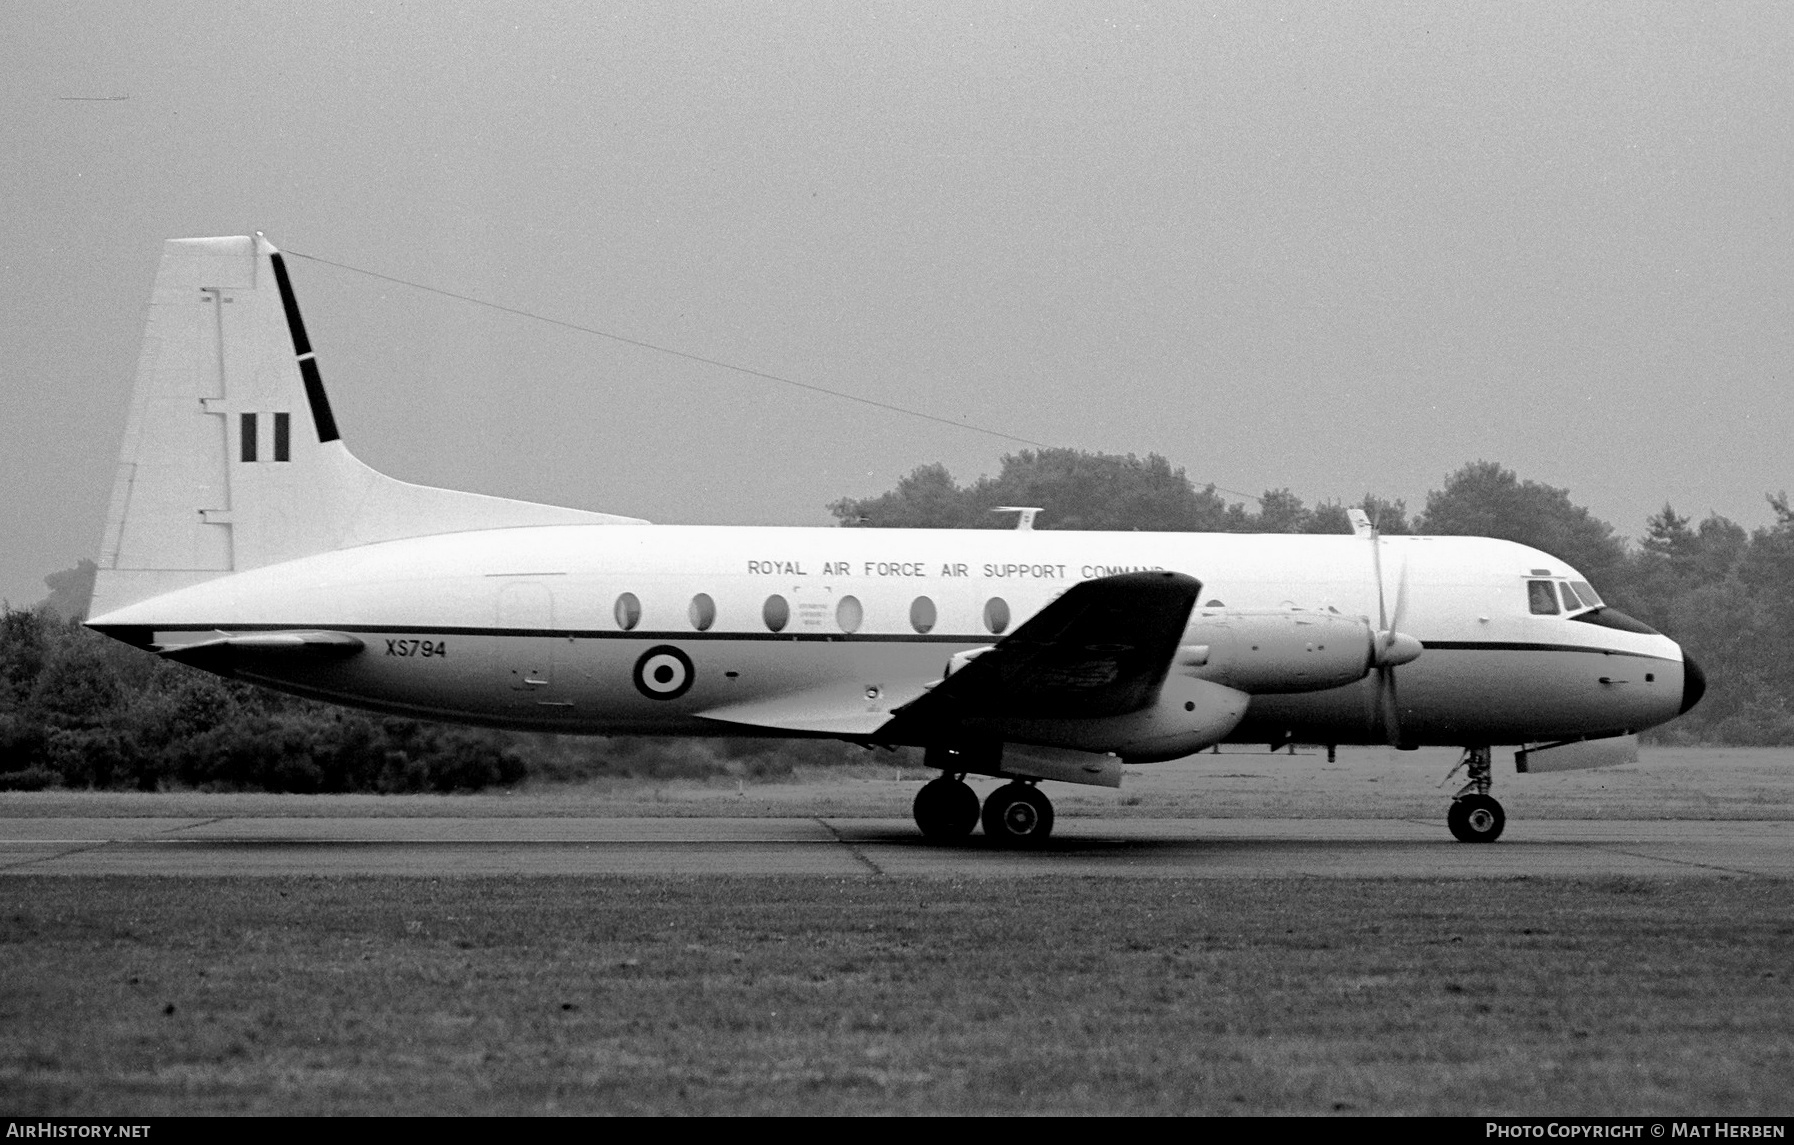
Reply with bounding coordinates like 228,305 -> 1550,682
913,776 -> 981,839
1448,793 -> 1506,843
981,782 -> 1055,847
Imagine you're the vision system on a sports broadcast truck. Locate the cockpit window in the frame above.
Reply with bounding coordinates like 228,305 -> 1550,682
1571,580 -> 1603,607
1559,582 -> 1585,611
1527,580 -> 1560,615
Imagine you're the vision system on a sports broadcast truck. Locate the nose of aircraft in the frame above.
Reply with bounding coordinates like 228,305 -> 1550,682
1680,654 -> 1706,715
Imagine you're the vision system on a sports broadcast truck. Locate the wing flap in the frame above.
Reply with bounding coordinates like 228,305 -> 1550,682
693,679 -> 931,738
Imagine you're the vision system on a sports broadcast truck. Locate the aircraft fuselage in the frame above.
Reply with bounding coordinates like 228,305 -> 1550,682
89,523 -> 1693,749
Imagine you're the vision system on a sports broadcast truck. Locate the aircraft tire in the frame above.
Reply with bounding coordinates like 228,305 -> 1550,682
1447,794 -> 1505,843
913,777 -> 980,839
981,782 -> 1054,847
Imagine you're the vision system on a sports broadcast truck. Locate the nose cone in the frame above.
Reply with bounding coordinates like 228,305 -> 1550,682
1680,655 -> 1706,715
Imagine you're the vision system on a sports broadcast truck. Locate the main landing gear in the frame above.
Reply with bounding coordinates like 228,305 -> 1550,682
981,781 -> 1055,846
912,774 -> 1056,847
913,775 -> 980,839
1445,746 -> 1506,843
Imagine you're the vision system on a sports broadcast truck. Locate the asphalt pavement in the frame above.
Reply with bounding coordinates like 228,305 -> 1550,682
1,816 -> 1788,878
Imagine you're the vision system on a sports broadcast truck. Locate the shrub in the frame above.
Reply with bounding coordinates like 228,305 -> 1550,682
0,765 -> 57,792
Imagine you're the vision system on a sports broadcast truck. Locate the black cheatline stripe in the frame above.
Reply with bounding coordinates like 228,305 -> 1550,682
1423,640 -> 1669,661
268,251 -> 341,443
106,622 -> 984,644
105,625 -> 1679,662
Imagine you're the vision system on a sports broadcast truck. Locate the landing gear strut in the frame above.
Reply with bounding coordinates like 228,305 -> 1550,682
1446,746 -> 1505,843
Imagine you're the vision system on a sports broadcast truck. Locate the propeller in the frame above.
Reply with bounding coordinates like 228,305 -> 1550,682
1354,509 -> 1423,746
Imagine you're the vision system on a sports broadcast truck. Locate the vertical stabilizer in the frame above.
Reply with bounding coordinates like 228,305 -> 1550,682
91,234 -> 645,619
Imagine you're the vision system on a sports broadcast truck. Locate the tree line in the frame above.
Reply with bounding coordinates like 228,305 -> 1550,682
0,593 -> 865,793
831,451 -> 1792,746
2,453 -> 1784,791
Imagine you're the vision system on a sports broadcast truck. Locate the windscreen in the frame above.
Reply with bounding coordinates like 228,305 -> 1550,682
1527,580 -> 1560,615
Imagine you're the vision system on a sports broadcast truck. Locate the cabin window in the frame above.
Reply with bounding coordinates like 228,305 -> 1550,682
836,595 -> 863,633
241,413 -> 258,462
1559,582 -> 1586,611
614,592 -> 641,631
688,593 -> 716,631
273,412 -> 290,461
1527,580 -> 1560,615
983,597 -> 1011,634
909,596 -> 936,634
763,594 -> 790,633
1571,580 -> 1603,607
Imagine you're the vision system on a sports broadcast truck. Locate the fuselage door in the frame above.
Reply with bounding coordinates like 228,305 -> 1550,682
496,582 -> 556,695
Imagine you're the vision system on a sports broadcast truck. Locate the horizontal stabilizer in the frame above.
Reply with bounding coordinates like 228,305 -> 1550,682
157,629 -> 365,668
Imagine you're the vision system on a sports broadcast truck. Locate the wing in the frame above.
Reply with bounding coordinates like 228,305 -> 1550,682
881,570 -> 1201,737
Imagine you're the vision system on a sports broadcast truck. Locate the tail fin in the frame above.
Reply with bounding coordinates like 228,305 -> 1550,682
91,234 -> 645,619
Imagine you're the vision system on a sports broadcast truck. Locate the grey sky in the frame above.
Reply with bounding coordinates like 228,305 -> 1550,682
3,1 -> 1789,607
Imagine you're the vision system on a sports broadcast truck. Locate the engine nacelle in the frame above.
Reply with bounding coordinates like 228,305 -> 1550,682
974,676 -> 1251,763
1180,608 -> 1375,694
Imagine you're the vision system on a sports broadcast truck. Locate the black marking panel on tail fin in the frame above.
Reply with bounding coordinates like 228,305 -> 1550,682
268,251 -> 340,443
268,250 -> 312,354
297,359 -> 338,443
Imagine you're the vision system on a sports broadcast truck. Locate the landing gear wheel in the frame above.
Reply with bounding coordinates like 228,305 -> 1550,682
913,777 -> 980,839
981,782 -> 1055,847
1448,793 -> 1506,843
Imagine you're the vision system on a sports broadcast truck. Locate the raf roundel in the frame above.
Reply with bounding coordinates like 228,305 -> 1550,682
632,645 -> 696,700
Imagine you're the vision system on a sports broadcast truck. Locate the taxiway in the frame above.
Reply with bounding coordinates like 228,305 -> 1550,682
1,816 -> 1788,878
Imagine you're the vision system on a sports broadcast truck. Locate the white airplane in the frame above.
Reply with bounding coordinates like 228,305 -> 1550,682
86,235 -> 1705,845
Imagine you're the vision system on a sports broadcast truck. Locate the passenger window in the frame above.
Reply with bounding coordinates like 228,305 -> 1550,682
613,592 -> 641,631
688,593 -> 716,631
763,594 -> 790,633
909,596 -> 936,634
836,595 -> 863,633
983,597 -> 1011,634
1559,582 -> 1584,611
273,412 -> 290,462
241,413 -> 258,462
1527,580 -> 1560,615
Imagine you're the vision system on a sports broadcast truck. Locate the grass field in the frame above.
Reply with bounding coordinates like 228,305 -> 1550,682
2,875 -> 1791,1115
1,745 -> 1790,822
2,746 -> 1790,1116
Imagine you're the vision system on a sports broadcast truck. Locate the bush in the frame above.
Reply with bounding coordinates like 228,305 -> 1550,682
0,765 -> 57,792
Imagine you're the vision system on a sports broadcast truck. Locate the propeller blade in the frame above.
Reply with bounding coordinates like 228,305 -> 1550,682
1372,552 -> 1422,666
1389,550 -> 1411,636
1379,665 -> 1403,747
1371,534 -> 1388,634
1361,518 -> 1413,746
